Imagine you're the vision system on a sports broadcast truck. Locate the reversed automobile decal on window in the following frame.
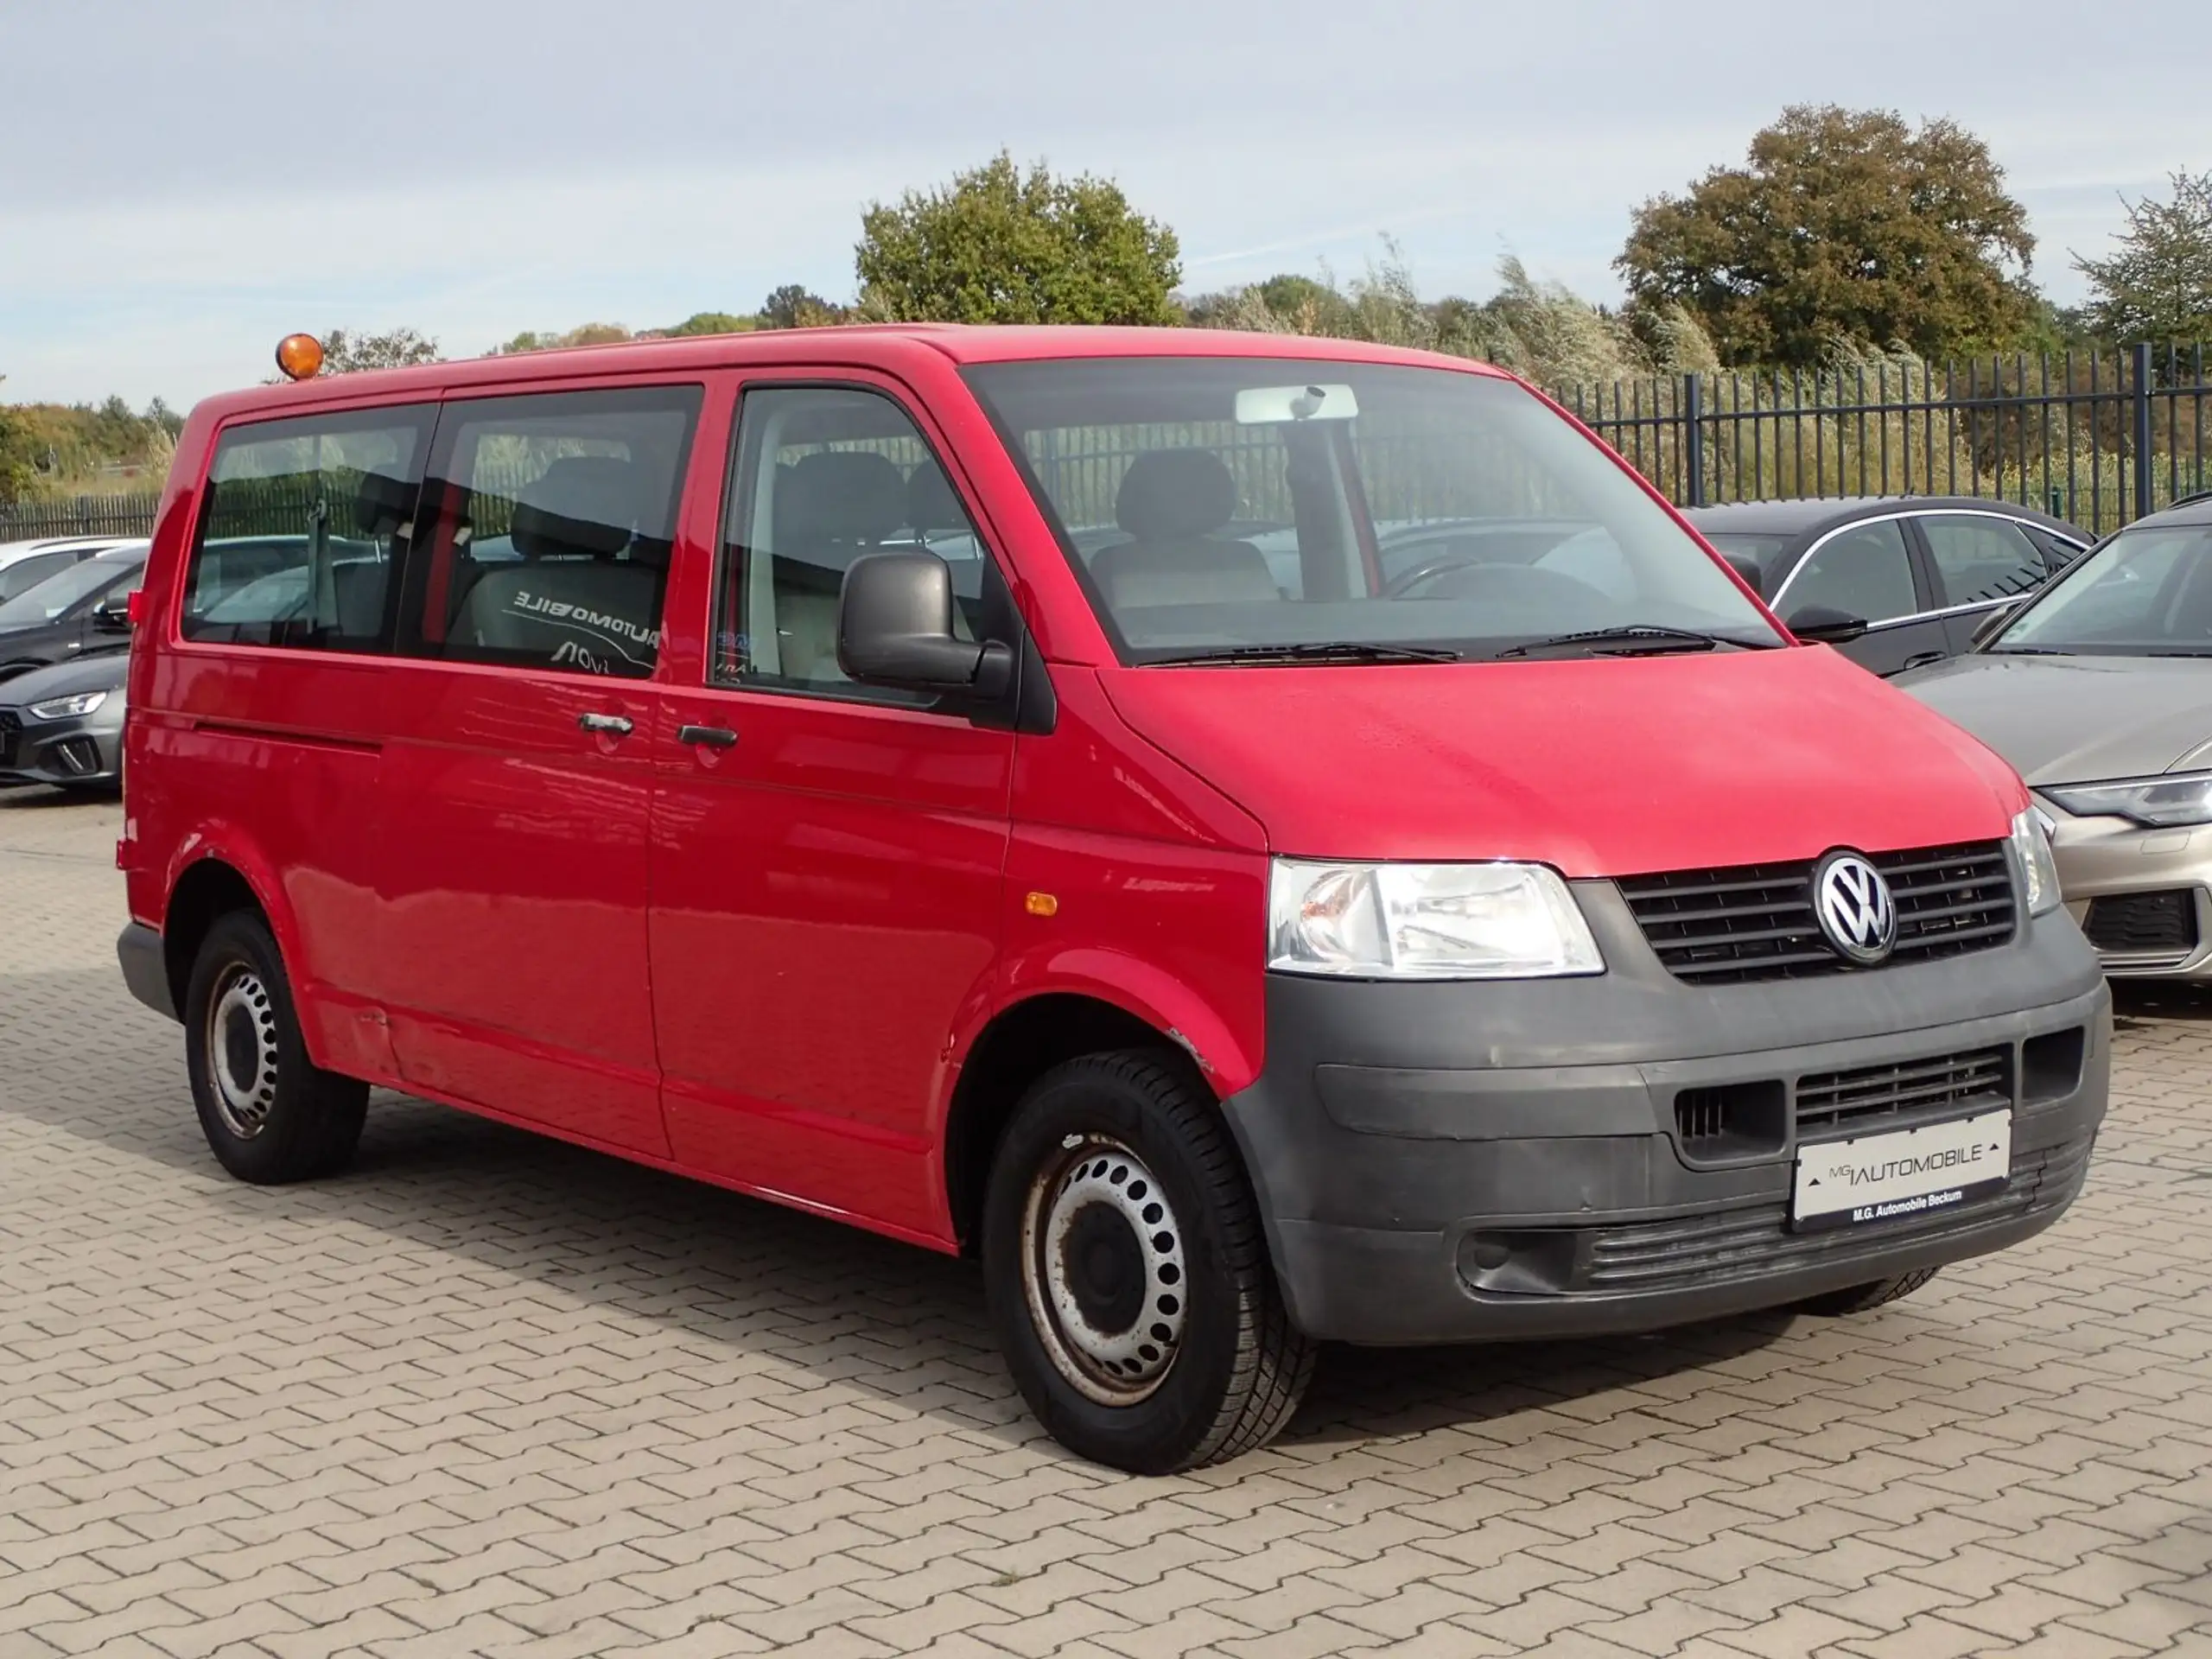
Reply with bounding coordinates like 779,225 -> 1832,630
505,589 -> 660,673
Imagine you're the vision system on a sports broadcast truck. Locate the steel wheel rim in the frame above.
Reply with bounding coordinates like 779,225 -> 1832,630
206,966 -> 279,1139
1020,1135 -> 1189,1405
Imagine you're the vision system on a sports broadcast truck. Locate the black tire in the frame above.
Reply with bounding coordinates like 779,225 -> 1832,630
1796,1267 -> 1941,1318
183,912 -> 367,1184
982,1051 -> 1316,1473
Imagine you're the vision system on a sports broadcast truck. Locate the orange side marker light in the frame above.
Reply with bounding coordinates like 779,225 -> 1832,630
1025,892 -> 1059,918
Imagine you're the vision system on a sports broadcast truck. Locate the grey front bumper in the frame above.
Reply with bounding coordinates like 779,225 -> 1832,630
1221,887 -> 2110,1345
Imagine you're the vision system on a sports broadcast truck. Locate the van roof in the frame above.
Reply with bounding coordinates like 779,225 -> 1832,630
188,325 -> 1511,424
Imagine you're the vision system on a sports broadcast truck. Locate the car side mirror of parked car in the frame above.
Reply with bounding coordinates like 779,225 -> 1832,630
1969,601 -> 2022,650
1721,553 -> 1764,597
838,550 -> 1014,700
91,594 -> 135,634
1784,605 -> 1867,645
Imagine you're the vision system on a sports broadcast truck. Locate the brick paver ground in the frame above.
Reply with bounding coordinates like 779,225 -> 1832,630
3,786 -> 2209,1659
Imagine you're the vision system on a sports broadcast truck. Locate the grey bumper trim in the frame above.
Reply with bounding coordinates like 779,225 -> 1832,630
117,921 -> 176,1022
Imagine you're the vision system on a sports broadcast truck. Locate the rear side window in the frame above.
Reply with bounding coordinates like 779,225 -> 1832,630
398,385 -> 702,677
1919,514 -> 2048,607
0,550 -> 77,604
182,407 -> 433,649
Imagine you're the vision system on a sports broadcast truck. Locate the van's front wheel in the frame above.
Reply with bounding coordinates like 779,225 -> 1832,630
982,1052 -> 1315,1473
183,912 -> 366,1184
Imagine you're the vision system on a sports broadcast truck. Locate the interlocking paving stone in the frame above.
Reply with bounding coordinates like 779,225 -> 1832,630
3,785 -> 2209,1657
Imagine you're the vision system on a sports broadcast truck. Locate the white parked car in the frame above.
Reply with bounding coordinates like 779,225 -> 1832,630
0,535 -> 140,604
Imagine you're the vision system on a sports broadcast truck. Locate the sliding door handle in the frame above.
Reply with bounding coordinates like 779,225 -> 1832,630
677,724 -> 739,749
578,711 -> 634,736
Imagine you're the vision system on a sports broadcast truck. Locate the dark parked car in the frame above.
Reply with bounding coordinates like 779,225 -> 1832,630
0,650 -> 126,791
0,542 -> 148,682
1680,498 -> 2090,675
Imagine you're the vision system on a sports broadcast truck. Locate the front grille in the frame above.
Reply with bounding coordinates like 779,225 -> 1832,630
1619,840 -> 2016,984
1582,1135 -> 2090,1293
1796,1046 -> 2010,1138
0,709 -> 18,769
2082,890 -> 2198,957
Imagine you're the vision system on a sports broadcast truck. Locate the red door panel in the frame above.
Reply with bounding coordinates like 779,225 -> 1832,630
651,691 -> 1012,1241
367,664 -> 664,1153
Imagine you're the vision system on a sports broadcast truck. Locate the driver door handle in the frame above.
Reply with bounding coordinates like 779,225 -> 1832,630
578,711 -> 634,736
677,724 -> 738,749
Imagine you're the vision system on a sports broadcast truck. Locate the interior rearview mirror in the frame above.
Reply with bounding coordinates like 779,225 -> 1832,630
1784,605 -> 1867,645
837,551 -> 1013,699
1969,602 -> 2021,650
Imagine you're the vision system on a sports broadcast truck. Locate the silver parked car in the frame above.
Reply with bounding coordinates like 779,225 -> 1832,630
1897,492 -> 2212,978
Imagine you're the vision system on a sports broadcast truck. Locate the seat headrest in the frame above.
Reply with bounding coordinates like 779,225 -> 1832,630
512,456 -> 639,560
784,451 -> 906,543
905,461 -> 967,536
353,469 -> 416,537
1116,449 -> 1237,541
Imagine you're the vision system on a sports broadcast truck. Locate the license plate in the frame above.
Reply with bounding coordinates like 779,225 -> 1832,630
1791,1109 -> 2012,1233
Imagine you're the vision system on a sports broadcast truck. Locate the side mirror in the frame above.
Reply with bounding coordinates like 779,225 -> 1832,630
91,593 -> 135,634
837,551 -> 1013,699
1969,602 -> 2022,650
1722,553 -> 1764,597
1785,604 -> 1867,645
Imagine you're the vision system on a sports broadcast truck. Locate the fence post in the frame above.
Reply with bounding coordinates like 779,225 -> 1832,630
1682,372 -> 1706,506
2132,342 -> 2155,523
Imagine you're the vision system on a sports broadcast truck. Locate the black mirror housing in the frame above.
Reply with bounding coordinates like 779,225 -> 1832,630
1969,602 -> 2021,650
837,551 -> 1013,699
1785,604 -> 1868,645
92,597 -> 134,634
1721,553 -> 1764,597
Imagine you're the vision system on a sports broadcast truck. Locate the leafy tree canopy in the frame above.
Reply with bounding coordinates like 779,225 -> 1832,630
659,311 -> 759,337
321,326 -> 443,373
2075,171 -> 2212,346
1618,105 -> 2037,365
855,151 -> 1181,326
758,286 -> 846,330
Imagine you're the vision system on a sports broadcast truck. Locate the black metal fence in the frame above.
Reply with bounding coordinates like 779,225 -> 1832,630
8,343 -> 2209,544
1560,342 -> 2209,536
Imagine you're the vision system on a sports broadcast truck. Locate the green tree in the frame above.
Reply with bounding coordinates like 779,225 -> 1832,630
658,310 -> 758,337
490,322 -> 632,354
321,326 -> 442,373
855,151 -> 1181,326
2075,170 -> 2212,346
1618,106 -> 2037,365
758,286 -> 845,330
0,401 -> 35,504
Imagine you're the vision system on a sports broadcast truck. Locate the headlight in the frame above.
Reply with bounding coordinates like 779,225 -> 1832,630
27,690 -> 106,720
2042,772 -> 2212,828
1268,859 -> 1603,979
2009,809 -> 2062,916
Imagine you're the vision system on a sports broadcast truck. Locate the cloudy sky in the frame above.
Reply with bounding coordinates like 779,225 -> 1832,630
2,0 -> 2201,409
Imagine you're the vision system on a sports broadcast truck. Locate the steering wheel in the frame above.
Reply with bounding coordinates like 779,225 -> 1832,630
1385,557 -> 1609,606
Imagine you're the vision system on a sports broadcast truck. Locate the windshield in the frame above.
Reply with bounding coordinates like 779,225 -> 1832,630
0,551 -> 143,626
963,358 -> 1780,662
1993,524 -> 2212,656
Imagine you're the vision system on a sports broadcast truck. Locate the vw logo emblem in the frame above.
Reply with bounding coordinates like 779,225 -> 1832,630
1813,850 -> 1897,964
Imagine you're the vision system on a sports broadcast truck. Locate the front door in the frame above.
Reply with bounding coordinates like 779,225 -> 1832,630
1776,516 -> 1951,675
650,379 -> 1017,1241
368,381 -> 706,1155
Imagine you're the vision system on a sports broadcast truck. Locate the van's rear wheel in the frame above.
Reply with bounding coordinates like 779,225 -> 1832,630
1796,1267 -> 1941,1317
183,912 -> 366,1184
982,1052 -> 1315,1473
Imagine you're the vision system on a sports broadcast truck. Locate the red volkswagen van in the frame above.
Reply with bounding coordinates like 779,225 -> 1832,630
118,327 -> 2108,1471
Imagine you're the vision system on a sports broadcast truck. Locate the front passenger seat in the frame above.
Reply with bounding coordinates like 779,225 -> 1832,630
1089,450 -> 1279,612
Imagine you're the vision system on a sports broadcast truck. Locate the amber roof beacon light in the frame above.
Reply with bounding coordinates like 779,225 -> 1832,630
275,334 -> 325,381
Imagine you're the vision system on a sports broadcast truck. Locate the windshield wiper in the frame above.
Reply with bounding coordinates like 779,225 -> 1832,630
1494,625 -> 1772,660
1145,641 -> 1463,667
1988,645 -> 2069,656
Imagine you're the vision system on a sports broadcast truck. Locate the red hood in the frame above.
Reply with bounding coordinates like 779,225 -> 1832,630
1098,646 -> 2024,876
